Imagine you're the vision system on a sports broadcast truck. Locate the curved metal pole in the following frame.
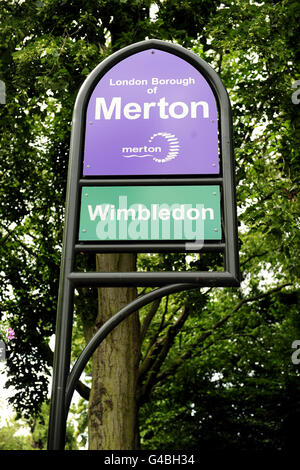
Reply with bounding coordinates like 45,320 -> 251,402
65,283 -> 198,418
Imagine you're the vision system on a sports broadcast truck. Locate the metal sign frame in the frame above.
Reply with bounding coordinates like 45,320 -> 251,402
48,39 -> 240,450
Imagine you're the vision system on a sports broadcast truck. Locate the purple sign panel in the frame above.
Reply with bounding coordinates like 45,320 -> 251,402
83,49 -> 219,176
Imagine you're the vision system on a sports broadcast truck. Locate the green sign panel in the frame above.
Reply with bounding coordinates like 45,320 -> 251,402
79,185 -> 221,241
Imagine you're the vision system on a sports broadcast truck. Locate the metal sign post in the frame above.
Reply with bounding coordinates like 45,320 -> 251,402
48,39 -> 240,450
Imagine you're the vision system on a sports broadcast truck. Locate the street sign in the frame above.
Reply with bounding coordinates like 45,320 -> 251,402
83,49 -> 219,176
79,185 -> 221,241
63,37 -> 239,266
49,39 -> 240,450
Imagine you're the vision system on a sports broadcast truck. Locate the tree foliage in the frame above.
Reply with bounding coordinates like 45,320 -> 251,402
0,418 -> 33,450
0,403 -> 78,450
0,0 -> 299,450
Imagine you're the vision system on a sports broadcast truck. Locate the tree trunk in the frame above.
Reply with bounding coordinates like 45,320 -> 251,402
88,253 -> 140,450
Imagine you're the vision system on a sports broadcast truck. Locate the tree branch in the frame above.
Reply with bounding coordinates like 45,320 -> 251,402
138,282 -> 293,403
75,380 -> 90,401
240,251 -> 268,268
45,343 -> 91,401
138,305 -> 190,404
139,302 -> 187,382
0,221 -> 36,255
143,301 -> 183,362
158,295 -> 169,335
140,298 -> 161,343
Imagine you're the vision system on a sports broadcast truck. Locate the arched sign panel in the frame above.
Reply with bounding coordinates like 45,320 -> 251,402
83,49 -> 219,176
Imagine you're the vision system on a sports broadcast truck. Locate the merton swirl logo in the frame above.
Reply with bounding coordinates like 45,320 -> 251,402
121,132 -> 180,163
